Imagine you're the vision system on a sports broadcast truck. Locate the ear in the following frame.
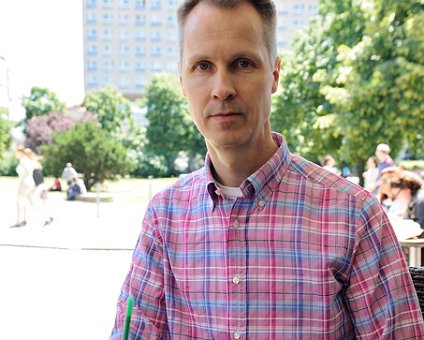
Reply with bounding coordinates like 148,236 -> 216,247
271,57 -> 281,94
178,62 -> 187,97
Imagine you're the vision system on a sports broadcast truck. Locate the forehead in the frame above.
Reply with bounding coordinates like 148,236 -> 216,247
182,2 -> 266,61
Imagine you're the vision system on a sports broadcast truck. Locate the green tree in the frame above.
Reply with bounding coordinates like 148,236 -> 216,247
41,121 -> 136,190
143,74 -> 206,176
272,0 -> 423,178
82,87 -> 135,139
272,0 -> 367,165
21,86 -> 65,123
0,106 -> 12,160
325,0 -> 424,167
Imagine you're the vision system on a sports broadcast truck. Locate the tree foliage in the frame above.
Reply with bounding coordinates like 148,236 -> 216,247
143,74 -> 206,177
272,0 -> 423,174
0,106 -> 12,160
25,110 -> 98,154
21,86 -> 66,123
41,121 -> 136,190
82,87 -> 134,138
327,0 -> 424,164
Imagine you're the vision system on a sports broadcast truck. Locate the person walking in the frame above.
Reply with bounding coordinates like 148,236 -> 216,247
10,146 -> 35,228
363,156 -> 379,192
375,143 -> 395,177
110,1 -> 424,338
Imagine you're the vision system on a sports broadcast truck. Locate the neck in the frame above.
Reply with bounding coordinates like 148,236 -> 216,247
207,134 -> 278,187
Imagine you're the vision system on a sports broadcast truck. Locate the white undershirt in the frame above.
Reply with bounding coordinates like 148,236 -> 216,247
215,182 -> 243,200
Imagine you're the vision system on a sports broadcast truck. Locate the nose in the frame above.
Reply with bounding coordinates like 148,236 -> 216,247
211,70 -> 236,101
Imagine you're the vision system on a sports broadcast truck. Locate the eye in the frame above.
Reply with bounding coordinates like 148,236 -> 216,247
236,59 -> 254,69
195,62 -> 210,71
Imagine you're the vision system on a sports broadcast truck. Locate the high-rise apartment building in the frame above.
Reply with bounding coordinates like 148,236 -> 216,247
83,0 -> 318,100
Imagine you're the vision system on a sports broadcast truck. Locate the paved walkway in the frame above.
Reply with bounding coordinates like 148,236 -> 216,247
0,176 -> 176,250
0,176 -> 177,340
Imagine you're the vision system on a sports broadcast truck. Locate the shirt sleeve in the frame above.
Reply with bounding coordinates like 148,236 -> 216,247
110,205 -> 169,340
346,195 -> 424,338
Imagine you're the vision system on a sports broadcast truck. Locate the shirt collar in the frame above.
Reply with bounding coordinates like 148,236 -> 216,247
204,132 -> 292,207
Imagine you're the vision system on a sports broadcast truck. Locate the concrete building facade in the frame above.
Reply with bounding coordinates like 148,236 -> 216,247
82,0 -> 318,99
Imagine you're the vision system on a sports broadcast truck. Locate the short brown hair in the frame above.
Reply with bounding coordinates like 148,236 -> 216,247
177,0 -> 277,65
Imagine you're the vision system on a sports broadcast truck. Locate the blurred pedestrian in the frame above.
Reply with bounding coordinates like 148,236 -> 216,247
375,143 -> 395,177
62,162 -> 78,187
10,146 -> 35,228
30,153 -> 54,227
49,177 -> 62,192
363,156 -> 379,193
379,167 -> 424,226
67,175 -> 87,201
321,155 -> 339,174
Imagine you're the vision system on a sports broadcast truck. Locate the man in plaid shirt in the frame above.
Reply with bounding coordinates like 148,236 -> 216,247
111,0 -> 424,338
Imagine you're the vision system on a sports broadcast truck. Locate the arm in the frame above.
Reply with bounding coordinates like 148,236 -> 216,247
345,195 -> 424,338
110,206 -> 168,340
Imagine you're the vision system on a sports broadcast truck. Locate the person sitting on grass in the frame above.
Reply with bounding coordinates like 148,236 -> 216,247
66,175 -> 87,201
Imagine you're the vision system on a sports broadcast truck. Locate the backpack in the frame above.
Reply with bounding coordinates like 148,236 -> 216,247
33,168 -> 44,186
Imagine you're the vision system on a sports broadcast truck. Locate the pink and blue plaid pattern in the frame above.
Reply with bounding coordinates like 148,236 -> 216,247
111,133 -> 424,339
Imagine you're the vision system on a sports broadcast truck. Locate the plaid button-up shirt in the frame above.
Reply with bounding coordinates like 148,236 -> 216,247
111,133 -> 424,339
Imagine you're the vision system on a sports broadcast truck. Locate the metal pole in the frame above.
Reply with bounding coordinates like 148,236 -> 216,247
96,182 -> 100,218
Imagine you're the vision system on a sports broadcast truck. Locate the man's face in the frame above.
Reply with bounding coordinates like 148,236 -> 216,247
179,2 -> 280,151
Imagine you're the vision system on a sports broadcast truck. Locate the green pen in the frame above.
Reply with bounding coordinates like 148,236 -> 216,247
123,295 -> 134,340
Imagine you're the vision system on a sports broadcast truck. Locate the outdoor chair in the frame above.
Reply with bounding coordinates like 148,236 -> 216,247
409,266 -> 424,318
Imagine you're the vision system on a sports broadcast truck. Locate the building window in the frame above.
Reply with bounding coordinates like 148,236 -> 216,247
135,14 -> 146,25
135,46 -> 146,56
121,45 -> 130,55
293,4 -> 304,15
87,60 -> 98,71
135,0 -> 145,9
151,62 -> 162,72
87,28 -> 97,40
135,77 -> 145,89
293,19 -> 303,27
120,61 -> 130,71
86,0 -> 97,8
167,46 -> 177,57
167,63 -> 177,73
152,31 -> 161,42
120,29 -> 130,39
119,77 -> 130,89
121,0 -> 129,6
135,30 -> 145,41
152,46 -> 162,57
103,28 -> 113,39
103,60 -> 113,71
308,4 -> 318,14
86,12 -> 97,24
103,44 -> 112,55
87,75 -> 98,88
151,0 -> 161,10
88,44 -> 98,55
135,62 -> 146,72
167,31 -> 177,43
120,14 -> 129,24
103,13 -> 113,22
151,16 -> 161,26
167,15 -> 175,26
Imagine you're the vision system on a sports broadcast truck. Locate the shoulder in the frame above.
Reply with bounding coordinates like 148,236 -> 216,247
149,168 -> 207,208
288,154 -> 373,209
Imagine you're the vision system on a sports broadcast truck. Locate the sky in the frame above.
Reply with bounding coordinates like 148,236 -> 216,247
0,0 -> 84,119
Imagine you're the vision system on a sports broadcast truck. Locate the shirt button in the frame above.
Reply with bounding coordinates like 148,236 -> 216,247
257,200 -> 265,207
234,331 -> 241,339
232,275 -> 240,284
233,219 -> 239,228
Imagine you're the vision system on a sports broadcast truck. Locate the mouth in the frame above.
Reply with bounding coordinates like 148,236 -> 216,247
209,111 -> 242,119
